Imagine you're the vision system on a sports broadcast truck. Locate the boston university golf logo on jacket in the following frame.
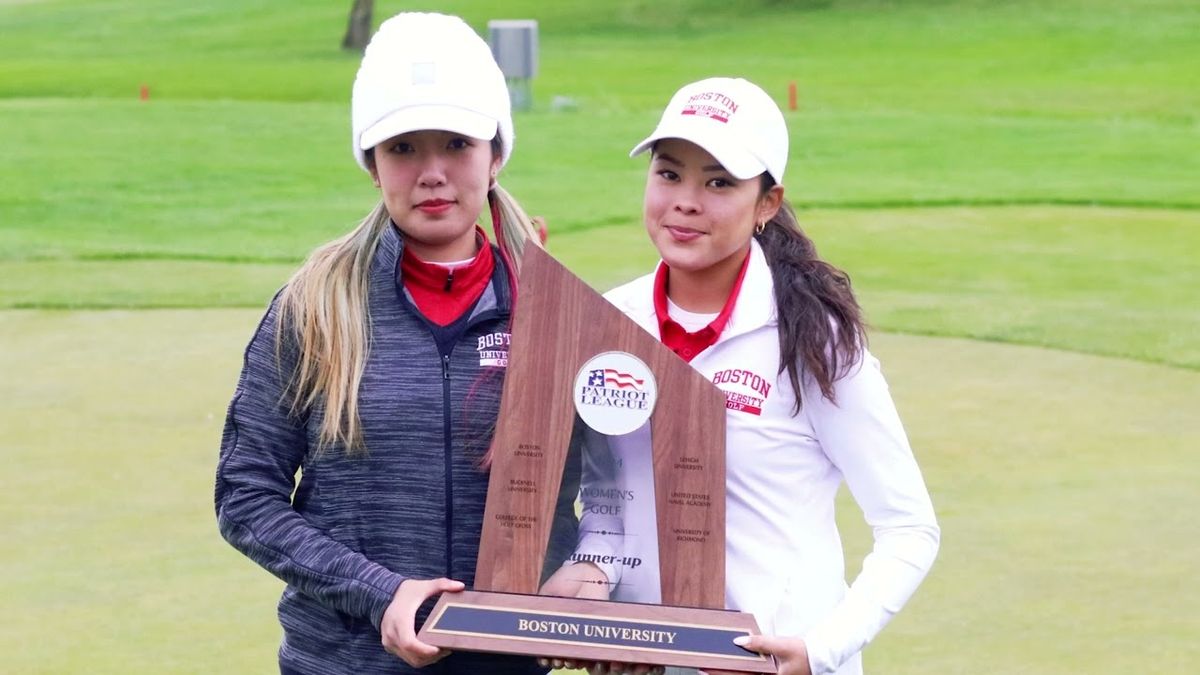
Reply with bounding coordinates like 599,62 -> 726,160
712,368 -> 772,416
476,331 -> 510,367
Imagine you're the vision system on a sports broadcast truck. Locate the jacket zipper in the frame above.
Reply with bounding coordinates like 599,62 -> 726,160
399,241 -> 511,584
442,352 -> 453,578
435,314 -> 504,582
432,280 -> 508,581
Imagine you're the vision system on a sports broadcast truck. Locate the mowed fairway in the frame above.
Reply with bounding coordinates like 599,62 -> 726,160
1,0 -> 1198,673
2,311 -> 1197,673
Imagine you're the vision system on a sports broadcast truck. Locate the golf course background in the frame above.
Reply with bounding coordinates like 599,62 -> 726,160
1,0 -> 1196,672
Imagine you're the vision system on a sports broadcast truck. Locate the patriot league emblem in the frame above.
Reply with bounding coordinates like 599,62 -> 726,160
574,352 -> 658,435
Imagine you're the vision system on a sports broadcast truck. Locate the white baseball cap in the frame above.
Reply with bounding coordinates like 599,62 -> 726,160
630,77 -> 788,184
351,12 -> 514,173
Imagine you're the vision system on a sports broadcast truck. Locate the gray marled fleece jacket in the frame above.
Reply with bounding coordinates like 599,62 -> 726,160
215,225 -> 554,675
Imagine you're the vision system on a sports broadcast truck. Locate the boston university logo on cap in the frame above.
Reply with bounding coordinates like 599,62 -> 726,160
681,91 -> 739,123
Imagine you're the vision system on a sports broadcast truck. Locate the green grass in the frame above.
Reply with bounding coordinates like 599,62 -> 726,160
849,333 -> 1200,674
2,0 -> 1199,672
1,93 -> 1196,369
2,311 -> 1196,673
3,98 -> 1193,262
4,0 -> 1198,121
6,208 -> 1197,370
807,206 -> 1200,370
0,310 -> 282,674
2,0 -> 1198,372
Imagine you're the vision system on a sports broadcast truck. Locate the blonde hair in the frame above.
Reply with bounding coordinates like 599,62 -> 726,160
488,183 -> 542,278
276,174 -> 541,455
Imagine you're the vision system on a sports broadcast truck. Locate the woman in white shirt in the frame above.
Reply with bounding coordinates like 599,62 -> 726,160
580,77 -> 940,675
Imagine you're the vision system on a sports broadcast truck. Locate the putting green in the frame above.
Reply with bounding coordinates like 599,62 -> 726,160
1,309 -> 1195,672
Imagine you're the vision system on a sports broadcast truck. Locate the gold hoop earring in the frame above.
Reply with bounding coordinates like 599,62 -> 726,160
755,221 -> 766,235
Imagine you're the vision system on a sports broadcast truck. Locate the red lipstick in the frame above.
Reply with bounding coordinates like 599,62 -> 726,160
417,198 -> 453,215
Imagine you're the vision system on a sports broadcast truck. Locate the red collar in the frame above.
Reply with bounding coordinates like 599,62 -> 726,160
653,250 -> 751,362
400,226 -> 495,326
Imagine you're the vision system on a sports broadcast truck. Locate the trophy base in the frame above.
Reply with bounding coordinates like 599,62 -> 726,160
418,590 -> 777,672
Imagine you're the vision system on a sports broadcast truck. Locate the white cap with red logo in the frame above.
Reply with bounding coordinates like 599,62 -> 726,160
630,77 -> 788,184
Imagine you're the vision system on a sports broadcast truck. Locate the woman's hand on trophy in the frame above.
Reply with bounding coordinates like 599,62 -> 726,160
538,561 -> 612,600
702,634 -> 810,675
380,577 -> 464,667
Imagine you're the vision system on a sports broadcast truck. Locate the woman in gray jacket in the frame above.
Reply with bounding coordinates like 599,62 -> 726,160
215,13 -> 551,675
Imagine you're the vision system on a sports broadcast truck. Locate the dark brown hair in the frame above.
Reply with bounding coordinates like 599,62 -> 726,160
755,175 -> 865,413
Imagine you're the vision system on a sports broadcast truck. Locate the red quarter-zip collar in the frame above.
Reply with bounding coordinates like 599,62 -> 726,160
653,250 -> 751,362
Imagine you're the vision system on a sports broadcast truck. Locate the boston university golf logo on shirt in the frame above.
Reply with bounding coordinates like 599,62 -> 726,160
476,331 -> 510,368
681,91 -> 738,123
573,352 -> 658,435
712,368 -> 772,416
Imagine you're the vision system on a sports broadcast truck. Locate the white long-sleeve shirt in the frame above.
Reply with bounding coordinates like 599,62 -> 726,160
600,240 -> 940,674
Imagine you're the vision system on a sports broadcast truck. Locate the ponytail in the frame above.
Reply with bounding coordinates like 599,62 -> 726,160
476,181 -> 543,468
488,133 -> 544,276
487,183 -> 543,300
755,177 -> 865,413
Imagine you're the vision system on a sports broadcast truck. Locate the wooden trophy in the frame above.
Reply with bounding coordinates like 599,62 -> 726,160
418,246 -> 775,672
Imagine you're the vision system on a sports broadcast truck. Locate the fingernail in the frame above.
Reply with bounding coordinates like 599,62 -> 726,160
733,635 -> 750,646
